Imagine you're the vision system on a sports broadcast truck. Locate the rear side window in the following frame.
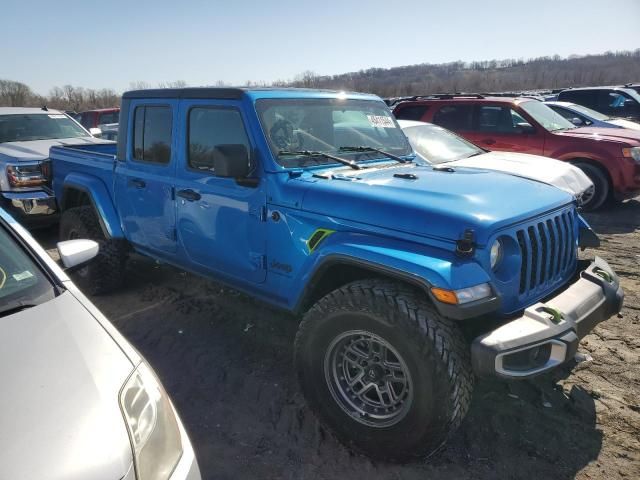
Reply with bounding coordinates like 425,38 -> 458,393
394,105 -> 429,121
188,107 -> 250,173
558,90 -> 598,108
432,105 -> 473,130
98,111 -> 119,125
133,106 -> 172,164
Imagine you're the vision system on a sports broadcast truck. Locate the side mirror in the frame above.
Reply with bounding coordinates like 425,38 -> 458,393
515,122 -> 535,134
214,144 -> 250,178
570,117 -> 584,126
57,239 -> 99,269
89,127 -> 103,137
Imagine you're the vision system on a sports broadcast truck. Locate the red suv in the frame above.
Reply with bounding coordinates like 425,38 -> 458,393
75,108 -> 120,129
393,95 -> 640,209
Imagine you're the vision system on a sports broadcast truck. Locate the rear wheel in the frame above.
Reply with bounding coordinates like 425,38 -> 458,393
574,162 -> 610,211
294,279 -> 473,462
59,206 -> 128,294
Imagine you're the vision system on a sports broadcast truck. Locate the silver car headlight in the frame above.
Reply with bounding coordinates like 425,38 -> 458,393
490,239 -> 503,270
120,362 -> 183,480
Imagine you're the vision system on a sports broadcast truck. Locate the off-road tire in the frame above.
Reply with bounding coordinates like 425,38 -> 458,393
574,162 -> 610,211
294,279 -> 473,462
59,206 -> 128,295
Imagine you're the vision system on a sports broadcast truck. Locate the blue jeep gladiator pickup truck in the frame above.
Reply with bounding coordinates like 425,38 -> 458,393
50,87 -> 623,461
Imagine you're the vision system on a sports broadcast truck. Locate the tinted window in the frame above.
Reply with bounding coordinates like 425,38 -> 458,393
133,106 -> 172,164
188,108 -> 250,173
476,106 -> 533,133
0,224 -> 55,313
394,105 -> 429,121
558,90 -> 599,108
98,111 -> 119,125
432,105 -> 473,130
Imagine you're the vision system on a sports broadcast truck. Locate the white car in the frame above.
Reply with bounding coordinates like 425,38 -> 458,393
398,120 -> 594,204
545,101 -> 640,130
0,207 -> 201,480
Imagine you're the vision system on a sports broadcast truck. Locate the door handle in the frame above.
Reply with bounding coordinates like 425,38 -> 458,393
177,189 -> 201,202
482,138 -> 496,145
129,178 -> 146,189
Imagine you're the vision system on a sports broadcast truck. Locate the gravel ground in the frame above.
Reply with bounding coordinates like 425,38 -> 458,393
38,197 -> 640,480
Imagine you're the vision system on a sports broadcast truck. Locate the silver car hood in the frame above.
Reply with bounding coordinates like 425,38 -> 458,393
0,136 -> 103,162
0,290 -> 134,480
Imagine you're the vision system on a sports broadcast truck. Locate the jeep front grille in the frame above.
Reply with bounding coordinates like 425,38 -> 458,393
516,209 -> 577,297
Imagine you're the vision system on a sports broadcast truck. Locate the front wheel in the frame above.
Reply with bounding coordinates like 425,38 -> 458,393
574,162 -> 610,211
294,280 -> 473,462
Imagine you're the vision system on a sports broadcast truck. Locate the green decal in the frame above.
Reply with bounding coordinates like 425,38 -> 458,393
307,228 -> 335,254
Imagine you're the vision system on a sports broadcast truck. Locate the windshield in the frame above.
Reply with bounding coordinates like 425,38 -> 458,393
256,98 -> 412,168
0,113 -> 89,143
403,124 -> 483,164
0,224 -> 55,316
519,101 -> 576,132
568,104 -> 610,121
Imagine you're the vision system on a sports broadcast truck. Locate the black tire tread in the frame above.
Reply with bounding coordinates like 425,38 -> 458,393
294,278 -> 473,461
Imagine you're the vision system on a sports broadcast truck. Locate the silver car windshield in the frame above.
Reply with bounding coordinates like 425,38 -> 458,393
256,98 -> 412,168
0,225 -> 55,316
403,124 -> 483,164
0,114 -> 89,143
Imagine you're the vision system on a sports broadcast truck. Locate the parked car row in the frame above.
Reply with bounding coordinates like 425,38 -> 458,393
393,94 -> 640,210
39,86 -> 623,462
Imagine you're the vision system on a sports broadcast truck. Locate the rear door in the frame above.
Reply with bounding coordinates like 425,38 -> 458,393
174,99 -> 267,284
470,104 -> 544,154
114,101 -> 178,255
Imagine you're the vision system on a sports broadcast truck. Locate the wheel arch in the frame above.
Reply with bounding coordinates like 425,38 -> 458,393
60,173 -> 124,239
293,255 -> 433,315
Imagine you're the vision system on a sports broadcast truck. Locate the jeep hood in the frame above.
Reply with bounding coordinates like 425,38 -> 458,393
448,151 -> 593,197
0,136 -> 103,162
298,164 -> 573,245
0,291 -> 134,480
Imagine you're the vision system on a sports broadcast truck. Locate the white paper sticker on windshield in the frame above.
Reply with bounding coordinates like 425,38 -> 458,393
13,270 -> 34,281
367,115 -> 395,128
48,114 -> 66,119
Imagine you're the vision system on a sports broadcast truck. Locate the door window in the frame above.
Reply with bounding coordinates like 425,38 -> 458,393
132,106 -> 172,164
188,107 -> 250,174
477,106 -> 532,133
432,105 -> 473,130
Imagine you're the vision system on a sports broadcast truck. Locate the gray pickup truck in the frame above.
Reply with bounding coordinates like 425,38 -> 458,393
0,107 -> 103,227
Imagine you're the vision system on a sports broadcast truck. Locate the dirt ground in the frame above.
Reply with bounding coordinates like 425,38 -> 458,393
39,197 -> 640,480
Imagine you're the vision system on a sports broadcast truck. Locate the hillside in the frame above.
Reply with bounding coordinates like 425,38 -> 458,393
283,50 -> 640,97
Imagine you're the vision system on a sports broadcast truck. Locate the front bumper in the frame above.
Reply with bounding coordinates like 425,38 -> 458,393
0,190 -> 58,227
472,257 -> 623,379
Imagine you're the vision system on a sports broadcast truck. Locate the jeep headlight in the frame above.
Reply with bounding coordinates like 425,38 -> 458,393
490,239 -> 503,270
120,362 -> 182,480
622,147 -> 640,163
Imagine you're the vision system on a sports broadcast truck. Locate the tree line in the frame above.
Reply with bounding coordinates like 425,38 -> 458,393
1,51 -> 639,110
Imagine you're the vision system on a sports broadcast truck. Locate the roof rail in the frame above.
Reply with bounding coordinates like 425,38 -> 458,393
424,93 -> 485,99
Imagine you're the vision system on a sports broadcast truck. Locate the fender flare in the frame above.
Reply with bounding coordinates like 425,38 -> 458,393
292,242 -> 499,320
60,172 -> 124,238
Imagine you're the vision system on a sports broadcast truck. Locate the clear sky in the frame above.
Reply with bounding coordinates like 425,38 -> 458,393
2,0 -> 639,95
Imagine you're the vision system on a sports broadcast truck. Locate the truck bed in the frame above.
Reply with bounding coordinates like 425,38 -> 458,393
50,142 -> 118,209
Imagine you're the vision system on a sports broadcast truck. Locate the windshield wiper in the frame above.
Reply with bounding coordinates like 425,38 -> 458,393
338,146 -> 412,163
278,150 -> 362,170
0,301 -> 36,318
464,151 -> 485,159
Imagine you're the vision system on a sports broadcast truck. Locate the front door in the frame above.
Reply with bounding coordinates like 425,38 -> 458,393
468,105 -> 544,155
174,100 -> 267,284
114,101 -> 178,255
